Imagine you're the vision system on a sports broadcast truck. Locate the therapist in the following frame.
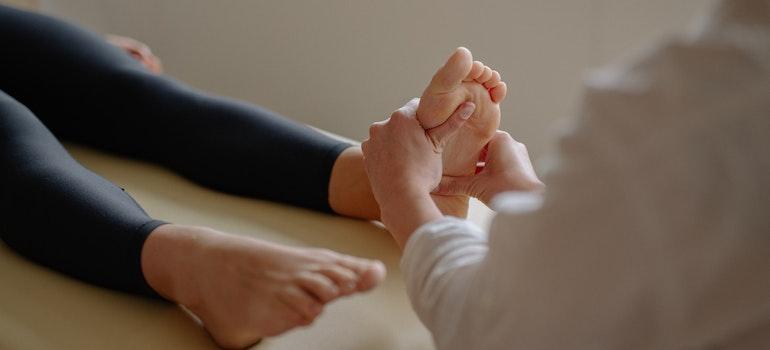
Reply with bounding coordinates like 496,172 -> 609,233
361,0 -> 770,348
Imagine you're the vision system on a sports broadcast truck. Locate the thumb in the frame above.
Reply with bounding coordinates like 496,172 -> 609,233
432,174 -> 477,197
425,102 -> 475,150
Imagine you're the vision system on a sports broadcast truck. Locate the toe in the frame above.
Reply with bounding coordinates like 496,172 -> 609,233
295,271 -> 340,303
483,70 -> 501,89
427,47 -> 473,94
468,61 -> 484,80
316,265 -> 358,294
277,285 -> 324,321
489,81 -> 508,103
466,60 -> 485,81
476,66 -> 493,84
337,257 -> 387,292
358,260 -> 386,291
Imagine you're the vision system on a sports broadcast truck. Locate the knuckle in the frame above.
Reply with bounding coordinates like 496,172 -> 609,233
368,124 -> 380,136
391,109 -> 407,120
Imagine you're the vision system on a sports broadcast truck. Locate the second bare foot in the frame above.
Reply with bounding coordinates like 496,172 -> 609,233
142,224 -> 386,349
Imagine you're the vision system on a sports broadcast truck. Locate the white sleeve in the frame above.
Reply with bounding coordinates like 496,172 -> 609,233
399,43 -> 703,350
400,5 -> 770,348
400,216 -> 488,340
401,194 -> 545,350
400,99 -> 657,350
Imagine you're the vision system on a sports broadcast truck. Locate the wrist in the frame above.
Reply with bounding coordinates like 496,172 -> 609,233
379,190 -> 443,250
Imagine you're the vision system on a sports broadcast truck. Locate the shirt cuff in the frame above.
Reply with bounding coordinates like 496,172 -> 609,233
402,216 -> 487,270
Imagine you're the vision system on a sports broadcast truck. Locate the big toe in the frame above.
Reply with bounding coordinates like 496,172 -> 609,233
359,261 -> 387,290
338,257 -> 387,292
426,47 -> 474,94
357,260 -> 387,292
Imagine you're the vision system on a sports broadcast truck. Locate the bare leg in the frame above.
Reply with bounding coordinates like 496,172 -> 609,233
328,147 -> 381,219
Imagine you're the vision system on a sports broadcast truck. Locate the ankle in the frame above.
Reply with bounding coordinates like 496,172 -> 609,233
141,224 -> 207,307
328,146 -> 381,219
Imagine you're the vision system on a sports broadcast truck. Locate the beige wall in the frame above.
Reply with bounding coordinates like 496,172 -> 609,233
2,0 -> 37,9
28,0 -> 713,159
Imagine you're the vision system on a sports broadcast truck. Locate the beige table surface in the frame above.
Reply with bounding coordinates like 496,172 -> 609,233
0,145 -> 494,350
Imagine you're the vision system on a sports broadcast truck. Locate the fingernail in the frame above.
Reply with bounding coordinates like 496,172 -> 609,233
460,103 -> 475,119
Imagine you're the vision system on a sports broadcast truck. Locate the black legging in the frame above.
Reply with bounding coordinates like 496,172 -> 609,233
0,5 -> 350,298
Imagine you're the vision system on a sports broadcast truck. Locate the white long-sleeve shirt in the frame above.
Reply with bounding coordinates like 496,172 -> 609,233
401,1 -> 770,349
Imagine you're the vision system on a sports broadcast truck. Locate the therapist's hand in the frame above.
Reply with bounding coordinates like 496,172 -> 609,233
433,131 -> 544,206
362,98 -> 476,248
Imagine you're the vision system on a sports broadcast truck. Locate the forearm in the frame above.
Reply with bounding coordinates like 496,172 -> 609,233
400,217 -> 489,349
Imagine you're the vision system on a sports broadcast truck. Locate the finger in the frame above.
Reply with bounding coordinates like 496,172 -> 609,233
432,175 -> 475,197
368,120 -> 386,138
475,142 -> 490,174
484,131 -> 527,172
479,143 -> 489,162
426,101 -> 475,150
404,97 -> 420,111
486,131 -> 517,156
395,98 -> 420,120
476,142 -> 490,172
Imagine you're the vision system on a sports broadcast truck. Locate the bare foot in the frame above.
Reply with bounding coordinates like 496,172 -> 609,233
416,47 -> 507,216
142,224 -> 386,349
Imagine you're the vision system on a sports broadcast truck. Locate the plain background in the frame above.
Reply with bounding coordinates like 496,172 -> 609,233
4,0 -> 713,160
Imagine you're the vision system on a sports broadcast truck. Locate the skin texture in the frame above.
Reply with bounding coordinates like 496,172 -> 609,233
362,48 -> 542,250
142,224 -> 385,349
362,102 -> 543,250
361,99 -> 476,248
434,131 -> 544,206
331,47 -> 509,220
328,146 -> 382,219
